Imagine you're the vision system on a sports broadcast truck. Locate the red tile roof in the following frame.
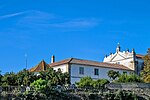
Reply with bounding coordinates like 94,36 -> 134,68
49,58 -> 133,71
29,60 -> 50,72
136,54 -> 144,59
49,58 -> 72,67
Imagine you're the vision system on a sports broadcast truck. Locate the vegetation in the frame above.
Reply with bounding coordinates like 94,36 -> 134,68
0,68 -> 148,99
0,68 -> 70,87
0,57 -> 149,99
76,76 -> 109,89
116,72 -> 142,83
75,76 -> 93,88
107,70 -> 120,81
141,52 -> 150,83
30,78 -> 47,92
39,68 -> 70,86
0,68 -> 71,99
104,90 -> 138,100
1,72 -> 18,86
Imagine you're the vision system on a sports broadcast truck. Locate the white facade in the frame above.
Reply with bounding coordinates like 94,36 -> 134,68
53,64 -> 68,73
104,50 -> 135,70
70,64 -> 132,84
52,63 -> 132,84
103,44 -> 144,75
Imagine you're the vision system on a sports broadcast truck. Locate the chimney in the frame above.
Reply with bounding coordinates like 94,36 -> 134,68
51,55 -> 55,63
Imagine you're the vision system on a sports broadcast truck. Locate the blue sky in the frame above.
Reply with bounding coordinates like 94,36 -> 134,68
0,0 -> 150,73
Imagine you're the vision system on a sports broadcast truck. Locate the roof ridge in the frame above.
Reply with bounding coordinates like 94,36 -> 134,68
68,58 -> 74,63
33,60 -> 44,71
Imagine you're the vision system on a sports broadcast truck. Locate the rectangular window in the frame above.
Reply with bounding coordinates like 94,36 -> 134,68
79,67 -> 84,74
94,68 -> 99,75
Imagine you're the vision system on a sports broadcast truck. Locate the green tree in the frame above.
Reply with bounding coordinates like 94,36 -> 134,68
92,79 -> 109,89
16,69 -> 38,86
76,76 -> 93,88
141,52 -> 150,83
117,72 -> 142,83
40,68 -> 70,86
107,70 -> 120,81
30,78 -> 47,93
1,72 -> 17,86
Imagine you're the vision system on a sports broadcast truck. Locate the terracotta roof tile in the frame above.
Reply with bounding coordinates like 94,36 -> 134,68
49,58 -> 133,71
29,60 -> 50,72
49,58 -> 72,67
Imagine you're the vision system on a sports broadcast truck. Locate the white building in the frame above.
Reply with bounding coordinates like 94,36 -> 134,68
49,57 -> 133,84
29,44 -> 144,84
103,44 -> 144,75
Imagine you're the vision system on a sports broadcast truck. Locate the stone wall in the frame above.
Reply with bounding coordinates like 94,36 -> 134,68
106,83 -> 150,99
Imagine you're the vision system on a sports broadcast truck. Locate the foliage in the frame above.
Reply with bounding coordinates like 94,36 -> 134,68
104,90 -> 138,100
30,78 -> 47,92
76,76 -> 109,89
76,76 -> 93,88
92,79 -> 109,89
141,54 -> 150,83
0,67 -> 70,88
40,68 -> 70,86
17,69 -> 38,86
107,70 -> 120,81
116,72 -> 142,83
1,72 -> 17,86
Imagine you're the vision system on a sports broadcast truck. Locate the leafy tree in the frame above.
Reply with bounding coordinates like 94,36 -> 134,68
40,68 -> 70,86
116,72 -> 142,83
107,70 -> 120,81
76,76 -> 109,89
76,76 -> 93,88
141,52 -> 150,83
92,79 -> 109,89
17,69 -> 38,86
1,72 -> 17,86
30,78 -> 47,93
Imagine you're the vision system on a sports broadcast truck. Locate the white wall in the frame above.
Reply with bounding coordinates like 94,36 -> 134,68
70,64 -> 132,84
52,64 -> 68,73
104,51 -> 135,70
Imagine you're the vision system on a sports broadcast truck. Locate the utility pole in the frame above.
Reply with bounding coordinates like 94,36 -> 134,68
24,53 -> 28,86
25,53 -> 27,69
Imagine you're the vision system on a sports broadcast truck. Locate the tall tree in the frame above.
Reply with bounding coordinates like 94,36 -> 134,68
141,49 -> 150,83
17,69 -> 38,86
2,72 -> 17,86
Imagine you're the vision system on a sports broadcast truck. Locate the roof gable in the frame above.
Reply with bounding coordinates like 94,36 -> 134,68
110,53 -> 126,62
29,60 -> 50,72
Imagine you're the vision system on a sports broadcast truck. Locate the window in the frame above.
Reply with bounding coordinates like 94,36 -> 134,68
79,67 -> 84,74
117,62 -> 120,64
94,68 -> 99,75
